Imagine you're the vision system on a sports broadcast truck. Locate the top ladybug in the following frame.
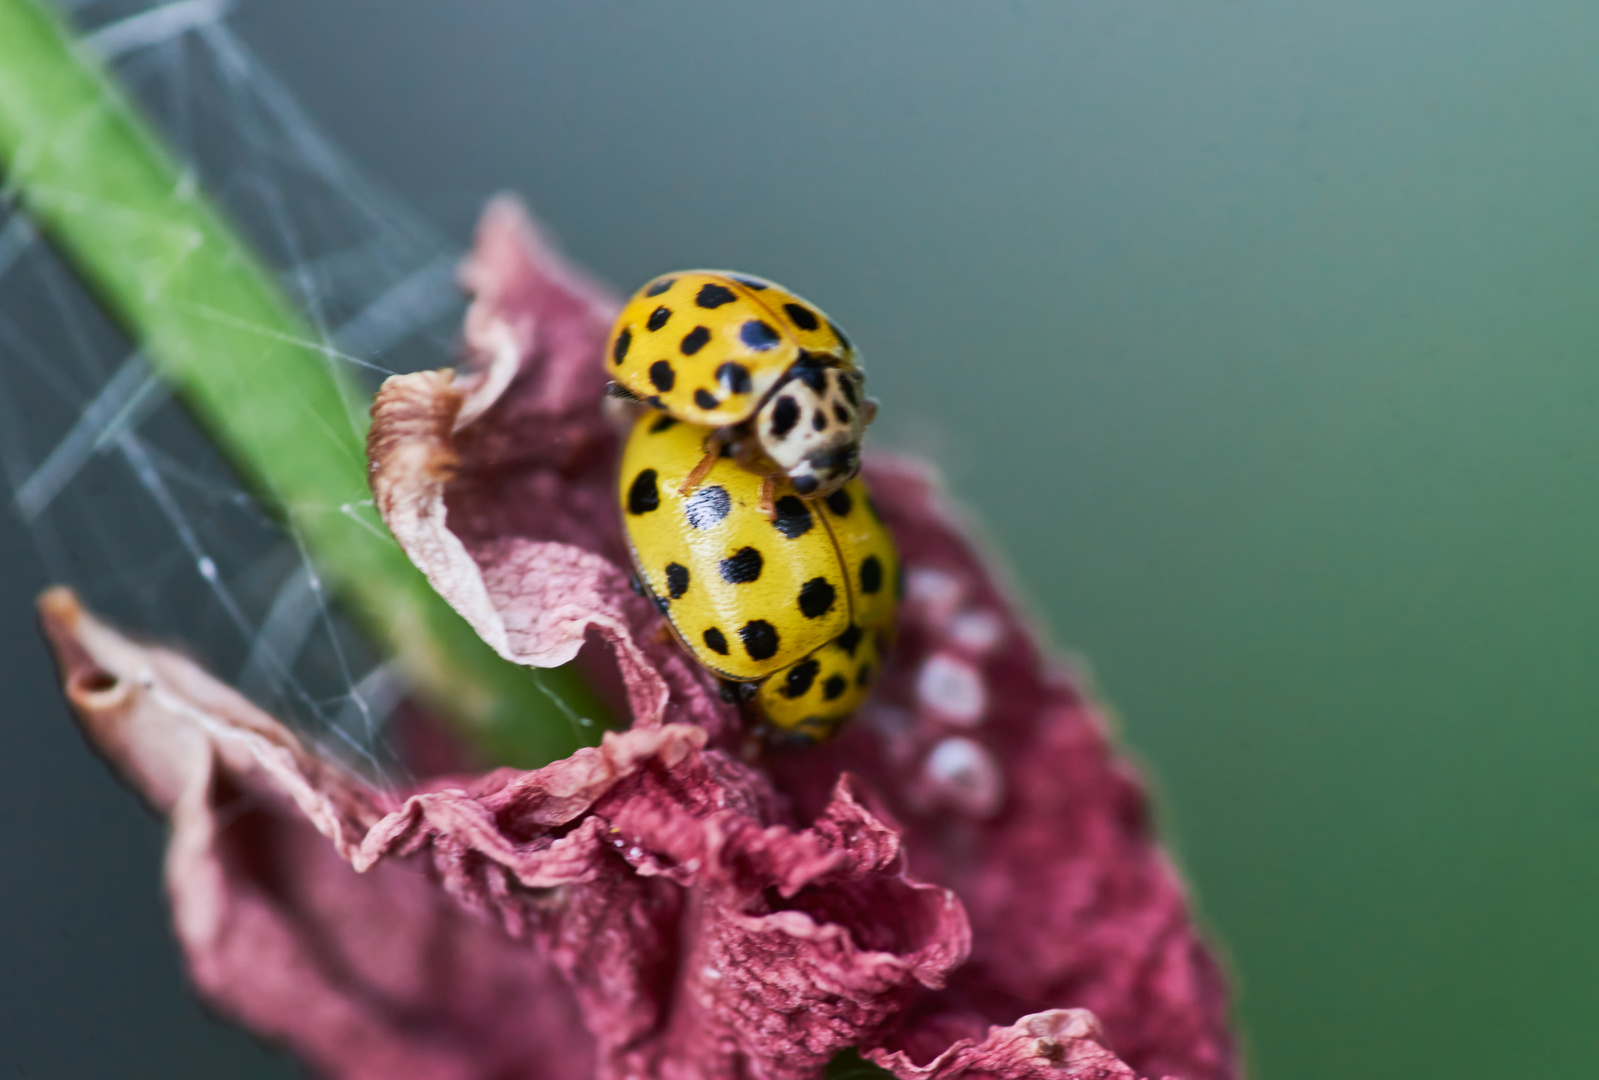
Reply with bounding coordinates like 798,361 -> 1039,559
606,271 -> 875,499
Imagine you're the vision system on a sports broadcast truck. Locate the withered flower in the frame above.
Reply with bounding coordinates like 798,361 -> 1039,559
40,197 -> 1237,1080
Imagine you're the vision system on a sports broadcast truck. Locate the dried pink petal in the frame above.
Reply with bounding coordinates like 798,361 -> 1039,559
368,200 -> 737,740
366,367 -> 669,725
870,1009 -> 1137,1080
769,456 -> 1236,1080
376,196 -> 1238,1079
45,195 -> 1239,1080
41,586 -> 973,1080
37,588 -> 594,1080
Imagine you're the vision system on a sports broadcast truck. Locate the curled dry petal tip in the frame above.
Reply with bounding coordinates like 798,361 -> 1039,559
867,1008 -> 1140,1080
44,195 -> 1239,1080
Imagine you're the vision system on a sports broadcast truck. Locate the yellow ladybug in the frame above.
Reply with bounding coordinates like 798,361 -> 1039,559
606,271 -> 875,501
618,410 -> 898,738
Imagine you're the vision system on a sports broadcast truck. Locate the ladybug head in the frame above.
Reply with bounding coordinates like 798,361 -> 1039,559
755,359 -> 872,498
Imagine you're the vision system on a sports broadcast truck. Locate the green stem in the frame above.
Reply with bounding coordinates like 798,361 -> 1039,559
0,0 -> 610,767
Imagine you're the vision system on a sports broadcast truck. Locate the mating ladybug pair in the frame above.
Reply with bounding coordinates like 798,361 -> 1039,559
609,272 -> 899,740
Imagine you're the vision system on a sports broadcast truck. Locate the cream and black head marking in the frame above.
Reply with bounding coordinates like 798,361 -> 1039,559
754,357 -> 869,497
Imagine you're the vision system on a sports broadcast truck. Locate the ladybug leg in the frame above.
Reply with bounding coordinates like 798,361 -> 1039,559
677,433 -> 722,495
759,474 -> 777,521
678,449 -> 717,495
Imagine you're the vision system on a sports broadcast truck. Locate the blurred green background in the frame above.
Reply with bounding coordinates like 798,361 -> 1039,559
4,1 -> 1597,1076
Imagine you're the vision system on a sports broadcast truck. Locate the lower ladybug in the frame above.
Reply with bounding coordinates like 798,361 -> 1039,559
618,410 -> 898,739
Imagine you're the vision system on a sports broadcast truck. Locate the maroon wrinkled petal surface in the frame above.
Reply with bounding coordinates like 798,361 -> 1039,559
782,461 -> 1235,1080
39,588 -> 594,1080
41,590 -> 969,1080
44,195 -> 1239,1080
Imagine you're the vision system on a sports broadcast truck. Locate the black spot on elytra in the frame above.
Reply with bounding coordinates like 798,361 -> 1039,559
798,577 -> 836,619
770,396 -> 800,437
696,283 -> 737,308
828,320 -> 852,350
772,496 -> 813,538
792,475 -> 819,496
649,360 -> 676,391
720,546 -> 764,584
834,404 -> 851,424
838,375 -> 859,406
684,485 -> 730,529
645,278 -> 675,297
664,562 -> 689,599
783,303 -> 820,331
627,470 -> 660,515
732,276 -> 768,290
835,623 -> 863,657
649,414 -> 677,433
681,326 -> 710,355
811,410 -> 827,432
645,394 -> 664,409
825,489 -> 852,517
823,674 -> 848,701
856,663 -> 873,688
695,389 -> 719,410
703,627 -> 729,655
860,555 -> 883,594
781,659 -> 819,698
612,328 -> 631,365
740,320 -> 780,350
739,620 -> 780,661
717,362 -> 752,394
647,306 -> 672,331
